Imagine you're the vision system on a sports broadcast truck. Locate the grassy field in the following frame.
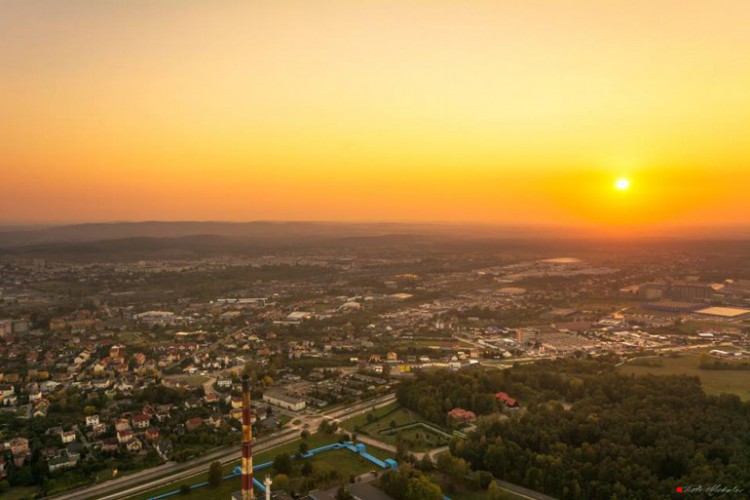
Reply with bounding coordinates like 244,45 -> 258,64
618,352 -> 750,401
1,486 -> 39,500
344,403 -> 451,452
116,331 -> 146,343
341,401 -> 400,431
382,425 -> 450,451
305,448 -> 388,478
127,432 -> 394,500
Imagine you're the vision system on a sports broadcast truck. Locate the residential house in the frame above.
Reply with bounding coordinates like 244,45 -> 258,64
48,453 -> 78,473
60,430 -> 77,444
185,417 -> 203,431
117,430 -> 134,444
131,414 -> 151,430
447,408 -> 476,423
89,422 -> 107,438
0,384 -> 17,407
145,427 -> 160,441
9,437 -> 30,467
208,413 -> 223,428
101,438 -> 119,453
33,398 -> 50,417
495,392 -> 520,408
115,418 -> 131,432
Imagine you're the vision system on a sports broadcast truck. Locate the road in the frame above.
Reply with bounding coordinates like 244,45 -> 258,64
493,479 -> 558,500
50,393 -> 397,500
51,427 -> 298,500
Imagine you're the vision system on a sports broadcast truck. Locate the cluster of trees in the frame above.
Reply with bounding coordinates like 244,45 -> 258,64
380,466 -> 443,500
404,360 -> 750,499
396,367 -> 508,425
318,419 -> 340,434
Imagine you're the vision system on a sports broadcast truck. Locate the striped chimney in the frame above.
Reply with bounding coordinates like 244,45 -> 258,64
241,374 -> 254,500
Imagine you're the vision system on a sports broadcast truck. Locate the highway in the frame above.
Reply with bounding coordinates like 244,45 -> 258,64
50,393 -> 396,500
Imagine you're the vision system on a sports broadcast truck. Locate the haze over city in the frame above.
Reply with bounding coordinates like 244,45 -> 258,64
2,0 -> 749,232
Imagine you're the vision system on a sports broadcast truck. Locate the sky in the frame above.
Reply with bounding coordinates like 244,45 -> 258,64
1,0 -> 749,231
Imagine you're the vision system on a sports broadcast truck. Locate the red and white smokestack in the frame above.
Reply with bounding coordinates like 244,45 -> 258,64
241,374 -> 254,500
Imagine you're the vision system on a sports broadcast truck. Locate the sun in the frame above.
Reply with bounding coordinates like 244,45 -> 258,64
615,178 -> 630,191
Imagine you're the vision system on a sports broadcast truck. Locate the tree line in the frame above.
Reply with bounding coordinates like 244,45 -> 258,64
397,360 -> 750,499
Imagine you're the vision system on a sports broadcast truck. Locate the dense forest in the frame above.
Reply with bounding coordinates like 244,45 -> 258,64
397,361 -> 750,499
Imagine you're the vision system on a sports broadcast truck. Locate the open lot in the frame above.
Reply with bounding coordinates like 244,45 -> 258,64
618,351 -> 750,401
344,403 -> 451,452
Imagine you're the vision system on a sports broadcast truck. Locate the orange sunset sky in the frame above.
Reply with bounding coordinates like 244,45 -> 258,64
1,0 -> 749,229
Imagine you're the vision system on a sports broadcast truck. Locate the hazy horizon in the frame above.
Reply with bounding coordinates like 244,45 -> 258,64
2,219 -> 750,243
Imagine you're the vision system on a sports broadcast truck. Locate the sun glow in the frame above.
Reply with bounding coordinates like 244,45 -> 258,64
615,178 -> 631,191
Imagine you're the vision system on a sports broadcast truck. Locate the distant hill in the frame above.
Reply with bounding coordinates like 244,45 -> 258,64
0,221 -> 749,261
0,221 -> 572,247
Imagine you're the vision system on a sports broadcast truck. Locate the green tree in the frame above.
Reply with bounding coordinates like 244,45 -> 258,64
180,484 -> 191,495
208,461 -> 222,488
274,474 -> 290,492
488,481 -> 511,500
418,454 -> 433,471
477,470 -> 494,489
301,461 -> 314,477
319,420 -> 331,434
336,485 -> 353,500
299,442 -> 309,455
273,453 -> 292,474
14,467 -> 34,487
405,476 -> 443,500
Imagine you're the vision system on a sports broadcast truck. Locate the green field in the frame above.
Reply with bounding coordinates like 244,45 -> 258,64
116,331 -> 143,343
341,401 -> 400,431
344,403 -> 451,452
305,448 -> 389,478
618,352 -> 750,401
1,486 -> 38,500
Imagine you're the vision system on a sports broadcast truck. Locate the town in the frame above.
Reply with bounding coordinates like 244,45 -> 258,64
1,234 -> 750,499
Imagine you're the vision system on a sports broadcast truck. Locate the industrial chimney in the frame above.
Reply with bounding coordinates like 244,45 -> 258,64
241,374 -> 254,500
264,475 -> 272,500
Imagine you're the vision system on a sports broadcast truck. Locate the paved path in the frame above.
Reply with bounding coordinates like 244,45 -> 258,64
355,435 -> 397,454
494,479 -> 558,500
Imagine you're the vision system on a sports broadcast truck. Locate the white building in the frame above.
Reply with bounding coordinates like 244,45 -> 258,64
262,391 -> 306,411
